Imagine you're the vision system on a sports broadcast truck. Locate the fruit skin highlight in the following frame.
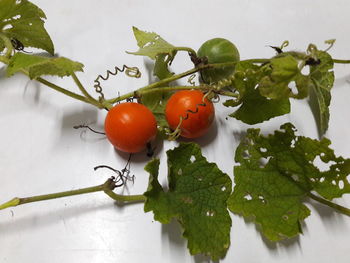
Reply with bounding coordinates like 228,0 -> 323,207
165,90 -> 215,138
104,102 -> 157,153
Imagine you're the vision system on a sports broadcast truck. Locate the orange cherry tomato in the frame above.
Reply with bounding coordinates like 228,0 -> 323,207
104,102 -> 157,153
165,90 -> 215,138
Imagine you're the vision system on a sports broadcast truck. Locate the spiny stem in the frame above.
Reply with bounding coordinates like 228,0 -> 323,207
0,179 -> 145,211
308,192 -> 350,216
333,59 -> 350,64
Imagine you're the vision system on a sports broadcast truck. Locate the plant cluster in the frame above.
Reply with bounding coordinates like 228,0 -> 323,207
1,0 -> 350,260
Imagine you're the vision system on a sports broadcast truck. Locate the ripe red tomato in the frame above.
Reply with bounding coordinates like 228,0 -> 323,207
165,90 -> 215,138
104,102 -> 157,153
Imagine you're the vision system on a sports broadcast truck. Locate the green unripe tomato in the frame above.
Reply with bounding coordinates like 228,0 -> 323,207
197,38 -> 240,84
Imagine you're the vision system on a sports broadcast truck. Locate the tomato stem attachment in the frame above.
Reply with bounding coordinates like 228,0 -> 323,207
0,178 -> 145,211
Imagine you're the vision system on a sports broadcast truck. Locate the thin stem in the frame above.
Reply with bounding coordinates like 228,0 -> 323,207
107,67 -> 202,104
307,192 -> 350,216
138,85 -> 203,95
0,183 -> 105,210
104,189 -> 146,202
0,179 -> 146,211
176,46 -> 197,55
333,59 -> 350,64
71,72 -> 100,105
36,77 -> 101,107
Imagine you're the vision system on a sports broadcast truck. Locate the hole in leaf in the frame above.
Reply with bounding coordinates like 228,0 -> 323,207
177,168 -> 182,175
190,155 -> 196,163
16,0 -> 21,4
301,66 -> 310,75
332,180 -> 337,186
260,147 -> 267,153
221,186 -> 227,191
339,180 -> 345,189
197,177 -> 203,181
244,194 -> 252,201
3,24 -> 13,30
290,139 -> 296,148
291,174 -> 299,181
12,15 -> 21,20
288,81 -> 298,96
258,195 -> 266,204
243,149 -> 250,159
206,210 -> 215,217
313,156 -> 336,172
320,177 -> 325,183
259,157 -> 271,168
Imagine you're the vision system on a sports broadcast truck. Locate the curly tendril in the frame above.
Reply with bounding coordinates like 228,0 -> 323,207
94,65 -> 141,101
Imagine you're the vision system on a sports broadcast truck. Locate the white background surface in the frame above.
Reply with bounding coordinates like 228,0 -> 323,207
1,0 -> 350,262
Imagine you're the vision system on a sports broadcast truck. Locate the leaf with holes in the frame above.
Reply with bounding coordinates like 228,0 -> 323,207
308,50 -> 334,136
224,61 -> 291,124
127,27 -> 177,60
258,55 -> 310,100
144,143 -> 232,260
7,52 -> 83,78
228,123 -> 350,241
0,0 -> 54,54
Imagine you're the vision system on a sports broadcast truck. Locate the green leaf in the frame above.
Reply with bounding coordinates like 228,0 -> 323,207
228,123 -> 350,241
144,143 -> 232,260
308,50 -> 334,136
141,89 -> 172,137
127,27 -> 176,60
224,61 -> 291,124
154,53 -> 174,80
127,27 -> 179,80
7,52 -> 84,78
0,0 -> 54,54
258,55 -> 309,100
232,88 -> 290,124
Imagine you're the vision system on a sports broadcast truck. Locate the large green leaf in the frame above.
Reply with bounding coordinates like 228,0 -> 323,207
144,143 -> 232,260
224,61 -> 291,124
7,52 -> 84,78
0,0 -> 54,54
228,123 -> 350,241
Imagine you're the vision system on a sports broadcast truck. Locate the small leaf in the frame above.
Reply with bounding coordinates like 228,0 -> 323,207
228,123 -> 350,241
141,89 -> 171,136
7,52 -> 84,78
127,27 -> 176,60
144,143 -> 232,260
0,0 -> 54,54
154,53 -> 174,80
